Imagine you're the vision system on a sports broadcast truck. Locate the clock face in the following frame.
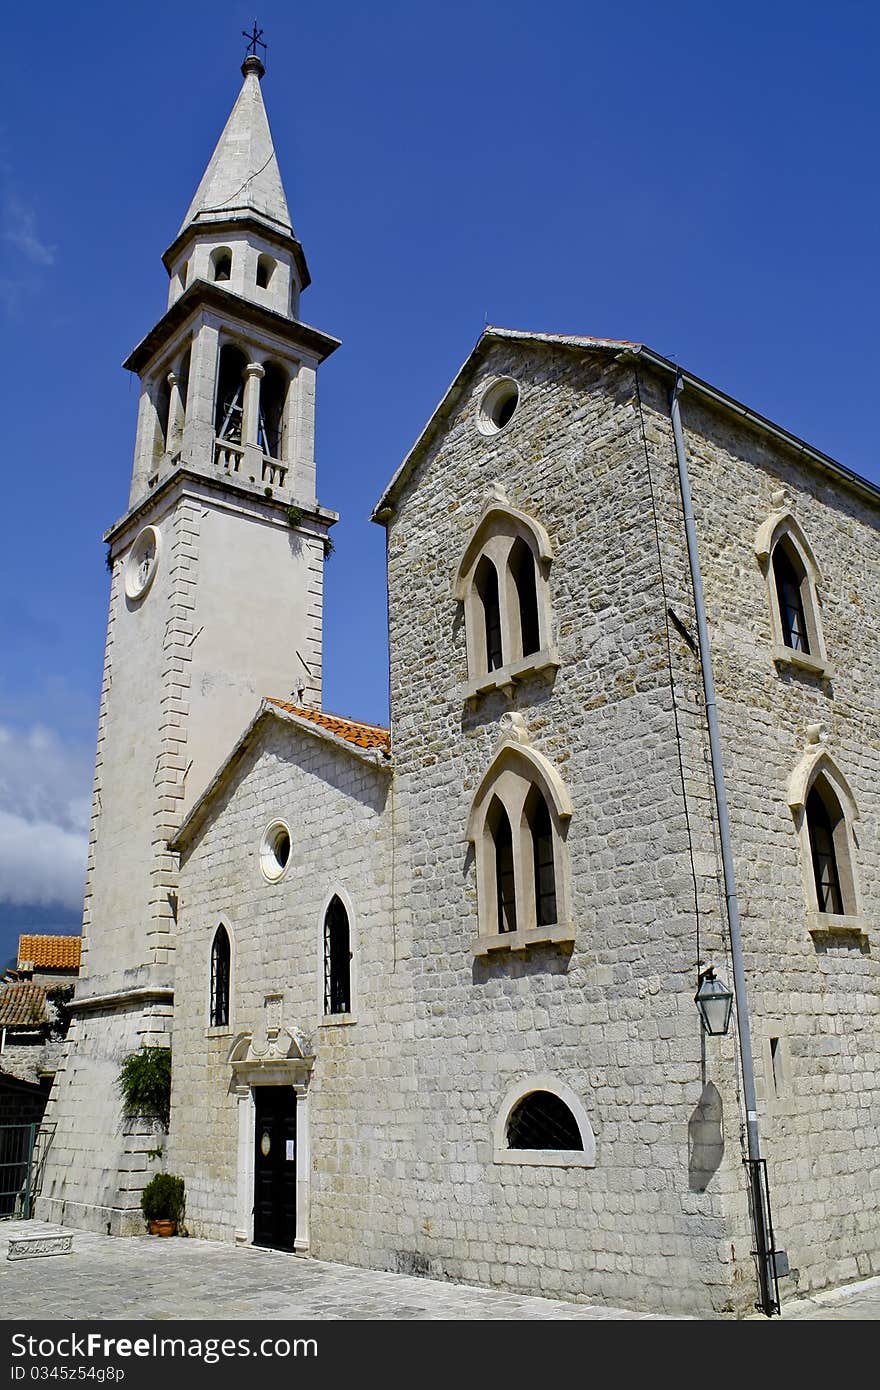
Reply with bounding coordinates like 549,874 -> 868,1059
125,526 -> 161,600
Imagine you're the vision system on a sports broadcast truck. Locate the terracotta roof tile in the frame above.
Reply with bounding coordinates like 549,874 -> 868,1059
266,700 -> 391,754
0,982 -> 48,1029
17,935 -> 82,971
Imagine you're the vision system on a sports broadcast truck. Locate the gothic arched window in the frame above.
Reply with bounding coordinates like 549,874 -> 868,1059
210,925 -> 231,1028
455,499 -> 557,700
525,786 -> 557,928
488,798 -> 516,933
788,749 -> 860,926
475,556 -> 503,672
509,536 -> 541,659
467,738 -> 572,952
755,509 -> 828,674
772,540 -> 810,653
806,782 -> 846,915
323,895 -> 351,1016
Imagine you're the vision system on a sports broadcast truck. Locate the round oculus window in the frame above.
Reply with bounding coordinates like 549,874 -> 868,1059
260,821 -> 292,882
124,526 -> 161,600
478,378 -> 520,435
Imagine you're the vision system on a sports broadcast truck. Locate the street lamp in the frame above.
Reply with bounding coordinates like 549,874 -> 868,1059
695,966 -> 733,1036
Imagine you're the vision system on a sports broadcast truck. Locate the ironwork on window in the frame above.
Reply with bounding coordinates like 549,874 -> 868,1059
526,790 -> 557,926
506,1091 -> 583,1150
806,786 -> 844,914
773,544 -> 809,652
475,557 -> 503,671
323,895 -> 351,1015
510,537 -> 540,657
210,925 -> 231,1027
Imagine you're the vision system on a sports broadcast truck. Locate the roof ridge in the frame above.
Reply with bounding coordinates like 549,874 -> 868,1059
266,699 -> 390,733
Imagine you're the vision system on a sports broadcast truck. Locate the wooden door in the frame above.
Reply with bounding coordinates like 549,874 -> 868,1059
253,1087 -> 296,1250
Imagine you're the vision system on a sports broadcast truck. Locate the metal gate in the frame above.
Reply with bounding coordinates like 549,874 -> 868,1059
0,1123 -> 54,1219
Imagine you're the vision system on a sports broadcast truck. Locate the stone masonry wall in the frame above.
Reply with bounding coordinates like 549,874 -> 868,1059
380,341 -> 748,1317
169,717 -> 394,1247
629,362 -> 880,1295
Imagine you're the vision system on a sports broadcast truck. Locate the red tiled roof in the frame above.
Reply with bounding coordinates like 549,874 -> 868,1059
18,935 -> 81,972
266,700 -> 391,754
0,982 -> 48,1029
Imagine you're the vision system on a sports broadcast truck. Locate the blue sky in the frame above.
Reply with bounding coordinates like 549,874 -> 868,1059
0,0 -> 878,961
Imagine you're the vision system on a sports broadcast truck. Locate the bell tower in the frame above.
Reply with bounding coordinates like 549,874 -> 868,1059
37,48 -> 339,1233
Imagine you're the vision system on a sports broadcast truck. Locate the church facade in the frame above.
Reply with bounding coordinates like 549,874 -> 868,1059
38,55 -> 879,1319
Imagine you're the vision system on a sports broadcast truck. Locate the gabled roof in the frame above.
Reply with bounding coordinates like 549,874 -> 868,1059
0,981 -> 48,1029
18,935 -> 81,972
170,698 -> 392,853
371,327 -> 880,520
264,699 -> 391,752
179,57 -> 292,239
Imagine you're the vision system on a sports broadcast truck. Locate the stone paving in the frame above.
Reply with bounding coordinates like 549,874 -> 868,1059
1,1223 -> 877,1320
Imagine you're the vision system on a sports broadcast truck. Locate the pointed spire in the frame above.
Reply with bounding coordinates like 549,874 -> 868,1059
179,54 -> 292,237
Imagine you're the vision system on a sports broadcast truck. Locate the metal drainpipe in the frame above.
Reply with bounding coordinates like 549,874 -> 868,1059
669,375 -> 779,1314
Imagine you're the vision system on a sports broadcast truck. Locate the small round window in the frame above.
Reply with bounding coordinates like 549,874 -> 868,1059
260,821 -> 291,882
478,378 -> 520,435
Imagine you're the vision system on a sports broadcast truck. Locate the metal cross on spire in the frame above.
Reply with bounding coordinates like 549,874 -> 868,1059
242,21 -> 267,59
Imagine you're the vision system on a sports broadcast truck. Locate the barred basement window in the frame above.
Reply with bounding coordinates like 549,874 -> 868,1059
323,895 -> 351,1015
210,925 -> 231,1028
506,1091 -> 583,1150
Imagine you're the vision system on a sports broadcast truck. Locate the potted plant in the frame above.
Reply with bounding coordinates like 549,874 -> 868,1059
140,1173 -> 185,1236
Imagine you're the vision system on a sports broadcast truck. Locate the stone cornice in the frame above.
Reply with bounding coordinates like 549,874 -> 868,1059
123,280 -> 339,376
162,213 -> 311,290
69,986 -> 174,1015
103,466 -> 338,548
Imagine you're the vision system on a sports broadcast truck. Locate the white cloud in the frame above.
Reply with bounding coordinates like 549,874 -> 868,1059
2,192 -> 55,267
0,725 -> 91,909
0,810 -> 86,910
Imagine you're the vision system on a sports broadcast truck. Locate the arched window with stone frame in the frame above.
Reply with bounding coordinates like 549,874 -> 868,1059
323,894 -> 352,1017
209,924 -> 232,1029
788,742 -> 862,931
467,729 -> 573,953
755,505 -> 829,676
455,495 -> 558,701
211,246 -> 232,283
493,1076 -> 596,1168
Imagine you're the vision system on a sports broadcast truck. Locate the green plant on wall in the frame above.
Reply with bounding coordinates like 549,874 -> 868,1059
117,1046 -> 172,1130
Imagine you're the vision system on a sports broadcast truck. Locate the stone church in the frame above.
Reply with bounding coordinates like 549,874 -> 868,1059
37,51 -> 879,1318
